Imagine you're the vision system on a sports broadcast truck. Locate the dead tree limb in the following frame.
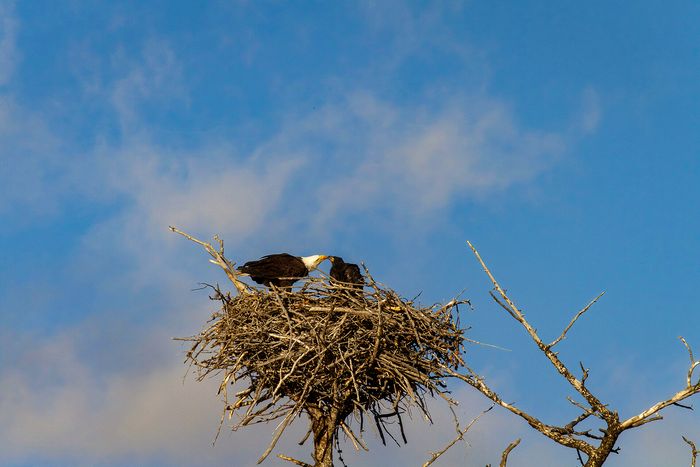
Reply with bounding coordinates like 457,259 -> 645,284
448,241 -> 700,467
683,436 -> 698,467
169,226 -> 250,294
422,405 -> 493,467
278,454 -> 313,467
500,438 -> 521,467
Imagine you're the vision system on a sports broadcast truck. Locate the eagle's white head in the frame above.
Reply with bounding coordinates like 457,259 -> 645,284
301,254 -> 329,270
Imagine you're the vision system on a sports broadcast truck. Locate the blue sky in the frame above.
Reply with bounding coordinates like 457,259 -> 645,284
1,1 -> 699,466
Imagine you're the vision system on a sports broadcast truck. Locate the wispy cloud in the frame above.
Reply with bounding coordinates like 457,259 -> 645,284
0,330 -> 273,466
0,97 -> 64,218
357,1 -> 480,82
0,325 -> 560,466
252,92 -> 565,230
0,18 -> 583,239
110,38 -> 187,132
100,143 -> 303,240
0,1 -> 17,86
11,321 -> 692,466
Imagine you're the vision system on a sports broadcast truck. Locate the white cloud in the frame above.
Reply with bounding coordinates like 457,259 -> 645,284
0,332 -> 269,466
57,140 -> 305,304
357,1 -> 479,79
0,325 -> 558,467
2,313 -> 698,467
0,29 -> 575,239
110,39 -> 186,131
256,93 -> 564,228
0,1 -> 17,86
101,143 -> 303,240
6,329 -> 686,467
15,87 -> 567,303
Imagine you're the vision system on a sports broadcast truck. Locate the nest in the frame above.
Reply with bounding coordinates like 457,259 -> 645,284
182,272 -> 468,465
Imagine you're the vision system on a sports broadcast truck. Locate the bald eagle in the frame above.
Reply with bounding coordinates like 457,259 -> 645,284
238,254 -> 328,288
329,256 -> 363,289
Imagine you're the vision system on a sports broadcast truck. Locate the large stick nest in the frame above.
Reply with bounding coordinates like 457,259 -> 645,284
182,271 -> 468,461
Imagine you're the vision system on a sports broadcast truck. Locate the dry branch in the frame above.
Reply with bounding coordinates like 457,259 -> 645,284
684,436 -> 698,467
278,454 -> 313,467
500,438 -> 521,467
453,241 -> 700,467
422,405 -> 493,467
169,226 -> 250,294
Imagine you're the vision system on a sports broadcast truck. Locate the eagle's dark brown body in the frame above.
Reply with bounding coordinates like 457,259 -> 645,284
329,256 -> 363,289
239,253 -> 310,288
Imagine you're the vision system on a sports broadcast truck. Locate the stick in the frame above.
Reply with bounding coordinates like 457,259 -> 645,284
169,226 -> 249,294
500,438 -> 521,467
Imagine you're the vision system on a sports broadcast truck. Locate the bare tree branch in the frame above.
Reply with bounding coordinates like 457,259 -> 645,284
549,292 -> 605,348
255,407 -> 301,463
620,338 -> 700,430
456,241 -> 700,467
467,241 -> 609,417
500,438 -> 521,467
682,337 -> 700,387
169,226 -> 250,295
422,405 -> 493,467
277,454 -> 313,467
683,436 -> 698,467
446,366 -> 595,454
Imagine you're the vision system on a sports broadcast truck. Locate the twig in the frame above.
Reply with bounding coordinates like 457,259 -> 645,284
620,338 -> 700,430
463,337 -> 512,352
500,438 -> 521,467
277,454 -> 312,467
169,226 -> 249,294
339,420 -> 368,451
422,405 -> 493,467
257,408 -> 299,464
467,241 -> 608,416
681,337 -> 700,387
548,292 -> 605,348
683,436 -> 698,467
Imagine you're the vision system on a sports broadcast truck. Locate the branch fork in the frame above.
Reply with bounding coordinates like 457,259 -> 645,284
452,241 -> 700,466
